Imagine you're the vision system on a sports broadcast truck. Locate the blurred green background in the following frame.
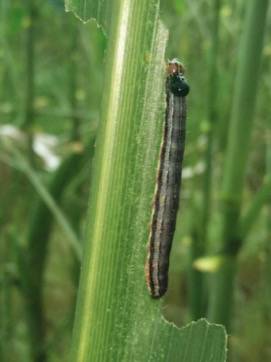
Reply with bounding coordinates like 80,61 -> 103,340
0,0 -> 270,361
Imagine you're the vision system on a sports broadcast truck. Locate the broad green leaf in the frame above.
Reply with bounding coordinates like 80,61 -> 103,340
68,0 -> 228,361
123,318 -> 227,361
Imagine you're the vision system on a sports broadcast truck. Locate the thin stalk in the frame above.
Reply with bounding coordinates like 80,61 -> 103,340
201,0 -> 221,259
69,26 -> 81,141
68,188 -> 85,327
188,0 -> 221,319
0,251 -> 13,362
23,0 -> 37,164
241,176 -> 271,238
19,150 -> 88,362
258,142 -> 271,361
208,0 -> 269,329
0,0 -> 21,104
3,147 -> 82,259
67,23 -> 88,323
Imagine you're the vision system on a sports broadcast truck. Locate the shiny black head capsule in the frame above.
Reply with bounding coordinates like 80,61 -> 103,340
170,74 -> 190,97
167,59 -> 190,97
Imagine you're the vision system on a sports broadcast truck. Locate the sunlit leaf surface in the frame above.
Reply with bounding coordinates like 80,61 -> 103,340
67,1 -> 228,361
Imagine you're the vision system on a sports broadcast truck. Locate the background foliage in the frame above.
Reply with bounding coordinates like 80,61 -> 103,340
0,0 -> 270,361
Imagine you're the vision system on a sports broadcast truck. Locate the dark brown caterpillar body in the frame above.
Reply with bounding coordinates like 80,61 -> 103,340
145,59 -> 189,298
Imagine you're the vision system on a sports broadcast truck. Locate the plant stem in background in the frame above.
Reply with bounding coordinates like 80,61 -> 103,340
188,0 -> 221,320
69,25 -> 81,141
240,176 -> 271,238
258,141 -> 271,361
208,0 -> 269,329
23,0 -> 37,164
20,146 -> 93,362
0,244 -> 13,362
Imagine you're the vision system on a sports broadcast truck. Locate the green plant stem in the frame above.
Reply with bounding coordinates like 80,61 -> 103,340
188,226 -> 205,318
19,150 -> 88,362
69,26 -> 81,141
23,0 -> 37,164
241,176 -> 271,238
208,0 -> 269,329
6,147 -> 82,258
189,0 -> 221,320
202,0 -> 221,252
258,143 -> 271,361
12,136 -> 95,362
70,0 -> 170,360
0,252 -> 13,362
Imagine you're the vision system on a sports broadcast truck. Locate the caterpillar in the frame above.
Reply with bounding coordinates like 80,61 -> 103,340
145,59 -> 189,298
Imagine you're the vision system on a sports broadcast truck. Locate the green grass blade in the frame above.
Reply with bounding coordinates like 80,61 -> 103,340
208,0 -> 269,328
1,143 -> 82,260
241,176 -> 271,238
69,0 -> 227,360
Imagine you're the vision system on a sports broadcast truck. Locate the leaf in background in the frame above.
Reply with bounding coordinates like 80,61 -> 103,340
0,139 -> 82,260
